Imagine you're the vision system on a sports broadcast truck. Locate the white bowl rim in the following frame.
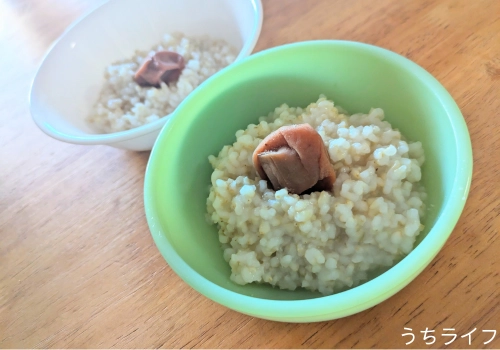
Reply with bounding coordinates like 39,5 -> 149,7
28,0 -> 264,146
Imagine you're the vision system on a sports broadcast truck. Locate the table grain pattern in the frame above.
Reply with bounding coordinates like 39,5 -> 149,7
1,0 -> 499,348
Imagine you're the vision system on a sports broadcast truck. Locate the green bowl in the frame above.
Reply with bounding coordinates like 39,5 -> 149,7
144,41 -> 472,322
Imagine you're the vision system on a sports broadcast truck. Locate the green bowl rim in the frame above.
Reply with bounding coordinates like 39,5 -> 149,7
143,40 -> 473,321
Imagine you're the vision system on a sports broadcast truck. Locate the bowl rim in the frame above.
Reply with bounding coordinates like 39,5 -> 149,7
28,0 -> 264,145
144,40 -> 473,321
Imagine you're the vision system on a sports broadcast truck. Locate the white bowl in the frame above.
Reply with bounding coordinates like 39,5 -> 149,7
29,0 -> 263,151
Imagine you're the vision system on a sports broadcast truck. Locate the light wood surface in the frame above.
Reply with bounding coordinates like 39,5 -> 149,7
1,0 -> 499,348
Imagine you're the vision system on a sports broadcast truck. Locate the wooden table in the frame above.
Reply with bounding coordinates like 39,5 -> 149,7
1,0 -> 499,348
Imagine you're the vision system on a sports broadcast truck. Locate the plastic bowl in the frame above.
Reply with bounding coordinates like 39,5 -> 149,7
144,41 -> 473,322
29,0 -> 263,151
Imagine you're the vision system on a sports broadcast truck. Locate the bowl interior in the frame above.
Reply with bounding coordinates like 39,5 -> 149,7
146,41 -> 469,302
30,0 -> 261,141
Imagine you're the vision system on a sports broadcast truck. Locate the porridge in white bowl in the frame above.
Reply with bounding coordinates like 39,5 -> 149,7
87,32 -> 238,133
